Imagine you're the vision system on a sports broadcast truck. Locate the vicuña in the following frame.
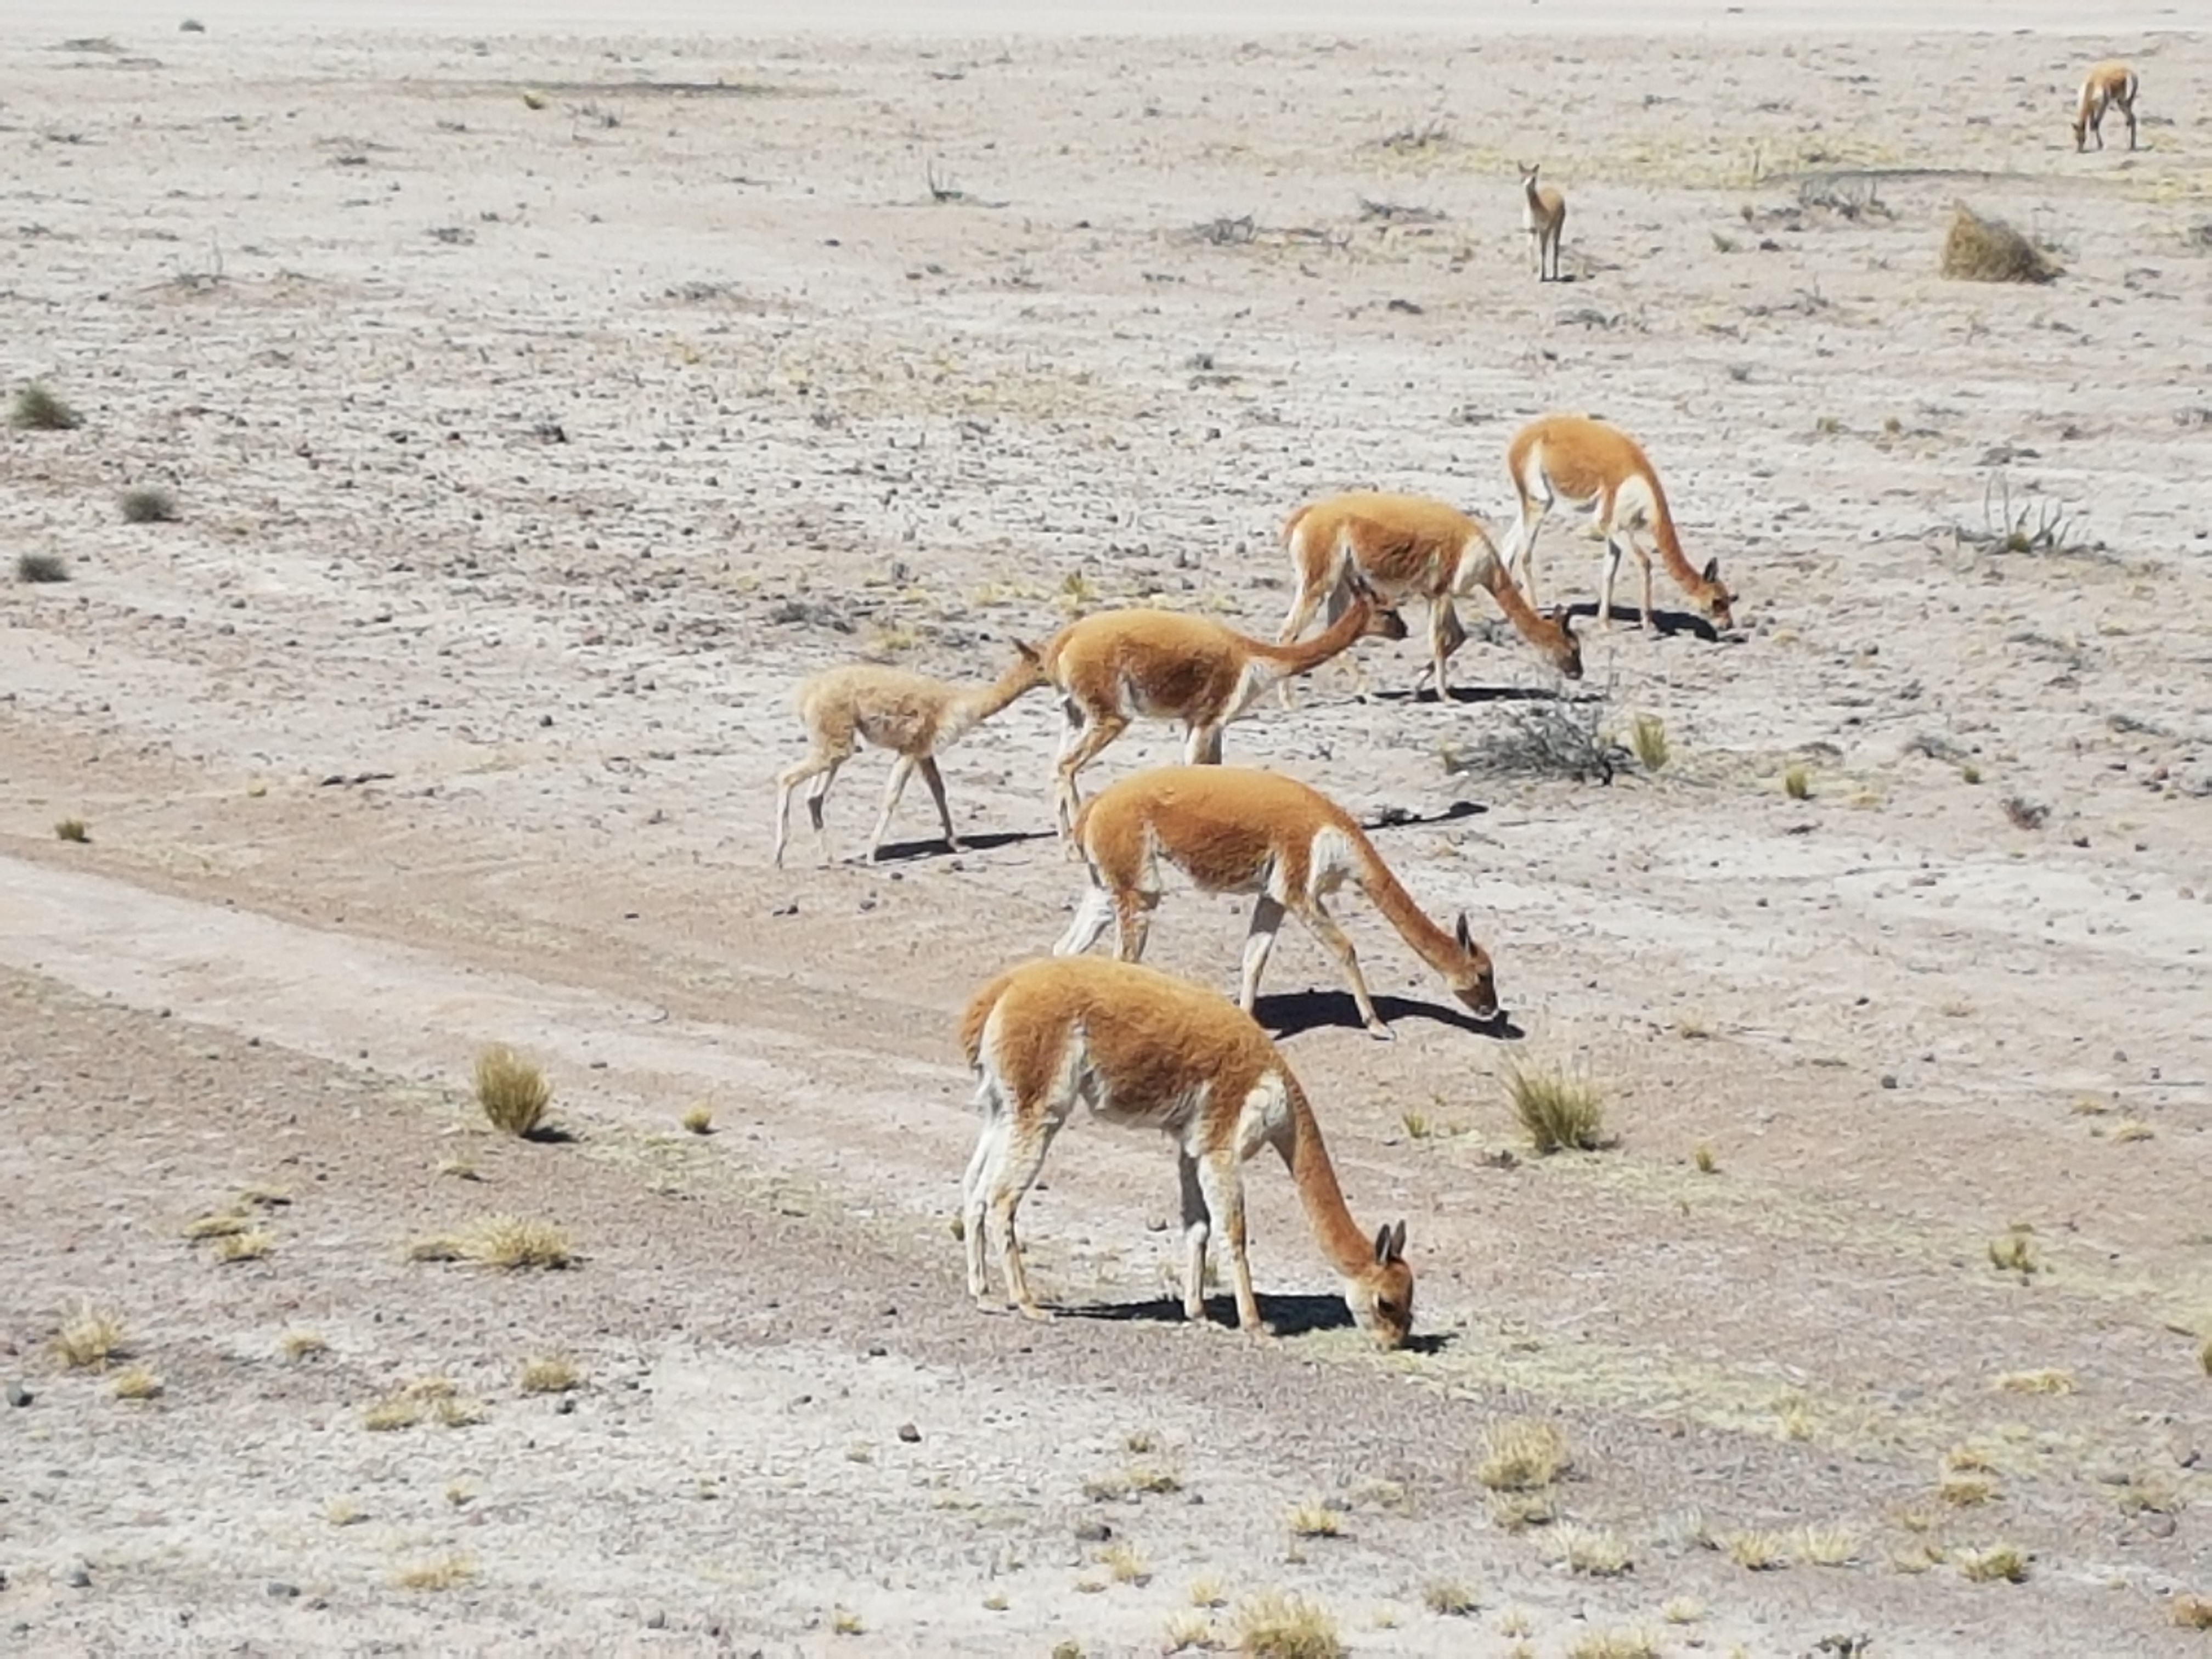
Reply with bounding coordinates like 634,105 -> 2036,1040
1500,413 -> 1736,634
1519,161 -> 1567,282
773,645 -> 1045,866
1057,765 -> 1500,1039
1035,585 -> 1406,836
1278,490 -> 1583,701
2071,60 -> 2138,153
958,954 -> 1414,1346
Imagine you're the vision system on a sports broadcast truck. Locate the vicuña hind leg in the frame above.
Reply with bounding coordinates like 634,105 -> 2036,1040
1237,894 -> 1288,1012
773,751 -> 846,866
1598,533 -> 1628,633
1505,499 -> 1549,608
864,754 -> 918,862
1275,583 -> 1327,709
1053,709 -> 1128,839
916,754 -> 962,853
1052,882 -> 1117,957
984,1119 -> 1061,1322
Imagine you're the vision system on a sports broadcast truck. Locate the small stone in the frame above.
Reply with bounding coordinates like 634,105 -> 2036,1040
644,1609 -> 667,1630
1074,1519 -> 1112,1543
64,1563 -> 91,1589
866,1343 -> 887,1358
5,1381 -> 31,1408
1880,1075 -> 1898,1090
771,901 -> 798,918
266,1581 -> 299,1600
896,1421 -> 921,1443
554,1395 -> 575,1415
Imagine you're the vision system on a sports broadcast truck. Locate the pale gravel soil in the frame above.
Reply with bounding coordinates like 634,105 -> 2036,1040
2,15 -> 2210,1657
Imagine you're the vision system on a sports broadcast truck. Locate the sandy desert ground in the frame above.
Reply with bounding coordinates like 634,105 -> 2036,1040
3,8 -> 2210,1656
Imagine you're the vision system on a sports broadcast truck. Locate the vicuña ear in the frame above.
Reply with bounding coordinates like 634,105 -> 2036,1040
1551,606 -> 1577,637
1011,637 -> 1042,664
1388,1219 -> 1408,1261
1454,911 -> 1475,951
1373,1222 -> 1395,1265
1701,557 -> 1721,585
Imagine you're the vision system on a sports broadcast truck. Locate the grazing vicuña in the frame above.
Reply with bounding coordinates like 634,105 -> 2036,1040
957,955 -> 1413,1346
2071,60 -> 2138,152
1519,161 -> 1567,281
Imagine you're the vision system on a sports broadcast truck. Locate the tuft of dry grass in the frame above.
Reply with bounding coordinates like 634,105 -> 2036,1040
1797,1525 -> 1860,1566
1165,1609 -> 1223,1651
1995,1368 -> 2074,1395
1422,1581 -> 1478,1616
1941,205 -> 2060,284
1693,1142 -> 1718,1174
1939,1470 -> 1999,1507
2002,794 -> 2047,831
411,1213 -> 573,1271
474,1044 -> 553,1138
1188,1573 -> 1228,1609
184,1211 -> 249,1239
1233,1589 -> 1344,1659
111,1364 -> 164,1401
1783,764 -> 1811,800
54,817 -> 91,843
831,1606 -> 865,1635
324,1497 -> 365,1527
1504,1060 -> 1610,1153
1988,1232 -> 2040,1277
520,1355 -> 581,1394
17,552 -> 70,584
212,1228 -> 274,1263
120,485 -> 179,524
392,1553 -> 476,1590
1287,1502 -> 1344,1539
11,382 -> 82,430
1477,1418 -> 1570,1492
1101,1541 -> 1151,1584
1629,713 -> 1669,772
1568,1631 -> 1661,1659
1545,1524 -> 1632,1577
2172,1594 -> 2212,1630
1486,1488 -> 1558,1531
1955,1543 -> 2028,1583
50,1301 -> 128,1370
280,1328 -> 328,1362
1722,1530 -> 1791,1570
681,1102 -> 714,1135
1661,1597 -> 1704,1624
362,1393 -> 426,1431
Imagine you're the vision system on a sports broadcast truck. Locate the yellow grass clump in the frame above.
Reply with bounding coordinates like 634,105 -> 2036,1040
1477,1418 -> 1570,1492
50,1302 -> 128,1370
520,1355 -> 581,1393
1287,1502 -> 1344,1538
1995,1368 -> 2074,1395
279,1328 -> 328,1361
1940,205 -> 2061,285
111,1364 -> 164,1401
1545,1524 -> 1632,1577
1233,1589 -> 1345,1659
2172,1594 -> 2212,1630
392,1553 -> 476,1590
681,1103 -> 714,1135
1956,1543 -> 2029,1583
410,1213 -> 573,1270
1164,1607 -> 1222,1651
473,1043 -> 553,1138
1504,1060 -> 1609,1153
1568,1631 -> 1661,1659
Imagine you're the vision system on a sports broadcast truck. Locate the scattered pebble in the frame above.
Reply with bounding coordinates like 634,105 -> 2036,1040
266,1581 -> 300,1600
1074,1519 -> 1113,1543
5,1381 -> 31,1408
896,1421 -> 921,1442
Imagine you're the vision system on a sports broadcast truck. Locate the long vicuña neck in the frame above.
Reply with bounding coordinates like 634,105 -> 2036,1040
1350,832 -> 1470,980
1642,480 -> 1708,598
1248,599 -> 1372,683
944,660 -> 1037,740
1477,560 -> 1567,651
1279,1074 -> 1383,1280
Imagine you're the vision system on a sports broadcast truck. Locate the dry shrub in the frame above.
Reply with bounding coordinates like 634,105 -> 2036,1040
1423,1581 -> 1478,1616
279,1329 -> 328,1361
1477,1419 -> 1570,1491
1941,205 -> 2059,284
1286,1502 -> 1343,1538
1956,1543 -> 2028,1583
412,1212 -> 573,1270
111,1364 -> 164,1400
1233,1589 -> 1344,1658
119,486 -> 180,524
10,383 -> 81,430
17,552 -> 69,583
1545,1524 -> 1632,1577
392,1553 -> 476,1590
1505,1060 -> 1610,1153
50,1302 -> 128,1370
1568,1632 -> 1661,1659
54,817 -> 90,843
520,1355 -> 580,1393
474,1044 -> 552,1137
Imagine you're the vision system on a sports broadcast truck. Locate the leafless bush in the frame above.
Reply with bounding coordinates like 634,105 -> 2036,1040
1942,205 -> 2061,284
1955,472 -> 2084,555
1442,695 -> 1627,785
1797,172 -> 1890,219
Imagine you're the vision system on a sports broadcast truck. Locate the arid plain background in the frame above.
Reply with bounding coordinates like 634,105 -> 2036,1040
3,5 -> 2209,1655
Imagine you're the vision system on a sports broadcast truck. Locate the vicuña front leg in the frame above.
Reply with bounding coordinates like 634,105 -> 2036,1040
1053,710 -> 1128,838
916,755 -> 963,854
772,753 -> 842,867
1506,501 -> 1549,608
1194,1152 -> 1268,1336
1238,894 -> 1288,1014
865,754 -> 918,862
1299,894 -> 1391,1039
1176,1149 -> 1212,1325
1052,883 -> 1117,957
1275,585 -> 1326,709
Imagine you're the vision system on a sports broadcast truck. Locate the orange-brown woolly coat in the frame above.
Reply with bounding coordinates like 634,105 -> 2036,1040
1502,414 -> 1735,630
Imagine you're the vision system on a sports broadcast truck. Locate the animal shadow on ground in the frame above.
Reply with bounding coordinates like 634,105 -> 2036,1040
1060,1291 -> 1455,1348
870,826 -> 1058,863
1560,600 -> 1720,641
1256,988 -> 1522,1042
1368,682 -> 1568,707
522,1123 -> 580,1144
1361,800 -> 1485,834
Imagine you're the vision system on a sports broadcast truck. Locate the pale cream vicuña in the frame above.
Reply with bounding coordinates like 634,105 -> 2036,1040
1033,585 -> 1406,836
1519,161 -> 1567,282
1277,490 -> 1582,703
2071,60 -> 2138,153
957,954 -> 1414,1347
1500,413 -> 1736,634
1057,765 -> 1499,1039
772,646 -> 1045,866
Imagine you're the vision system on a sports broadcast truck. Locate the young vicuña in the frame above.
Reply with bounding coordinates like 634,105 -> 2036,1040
773,645 -> 1045,866
1035,585 -> 1406,836
1500,414 -> 1735,634
957,954 -> 1414,1346
1519,162 -> 1567,282
2070,60 -> 2138,152
1056,765 -> 1499,1039
1277,491 -> 1582,701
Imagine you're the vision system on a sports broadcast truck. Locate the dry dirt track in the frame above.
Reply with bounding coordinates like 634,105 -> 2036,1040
3,11 -> 2210,1657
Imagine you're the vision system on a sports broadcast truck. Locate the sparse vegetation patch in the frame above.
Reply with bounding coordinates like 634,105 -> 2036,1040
10,382 -> 82,430
50,1301 -> 128,1370
474,1043 -> 554,1137
1504,1060 -> 1611,1153
16,552 -> 69,583
120,486 -> 180,524
1233,1589 -> 1345,1659
1941,205 -> 2060,284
